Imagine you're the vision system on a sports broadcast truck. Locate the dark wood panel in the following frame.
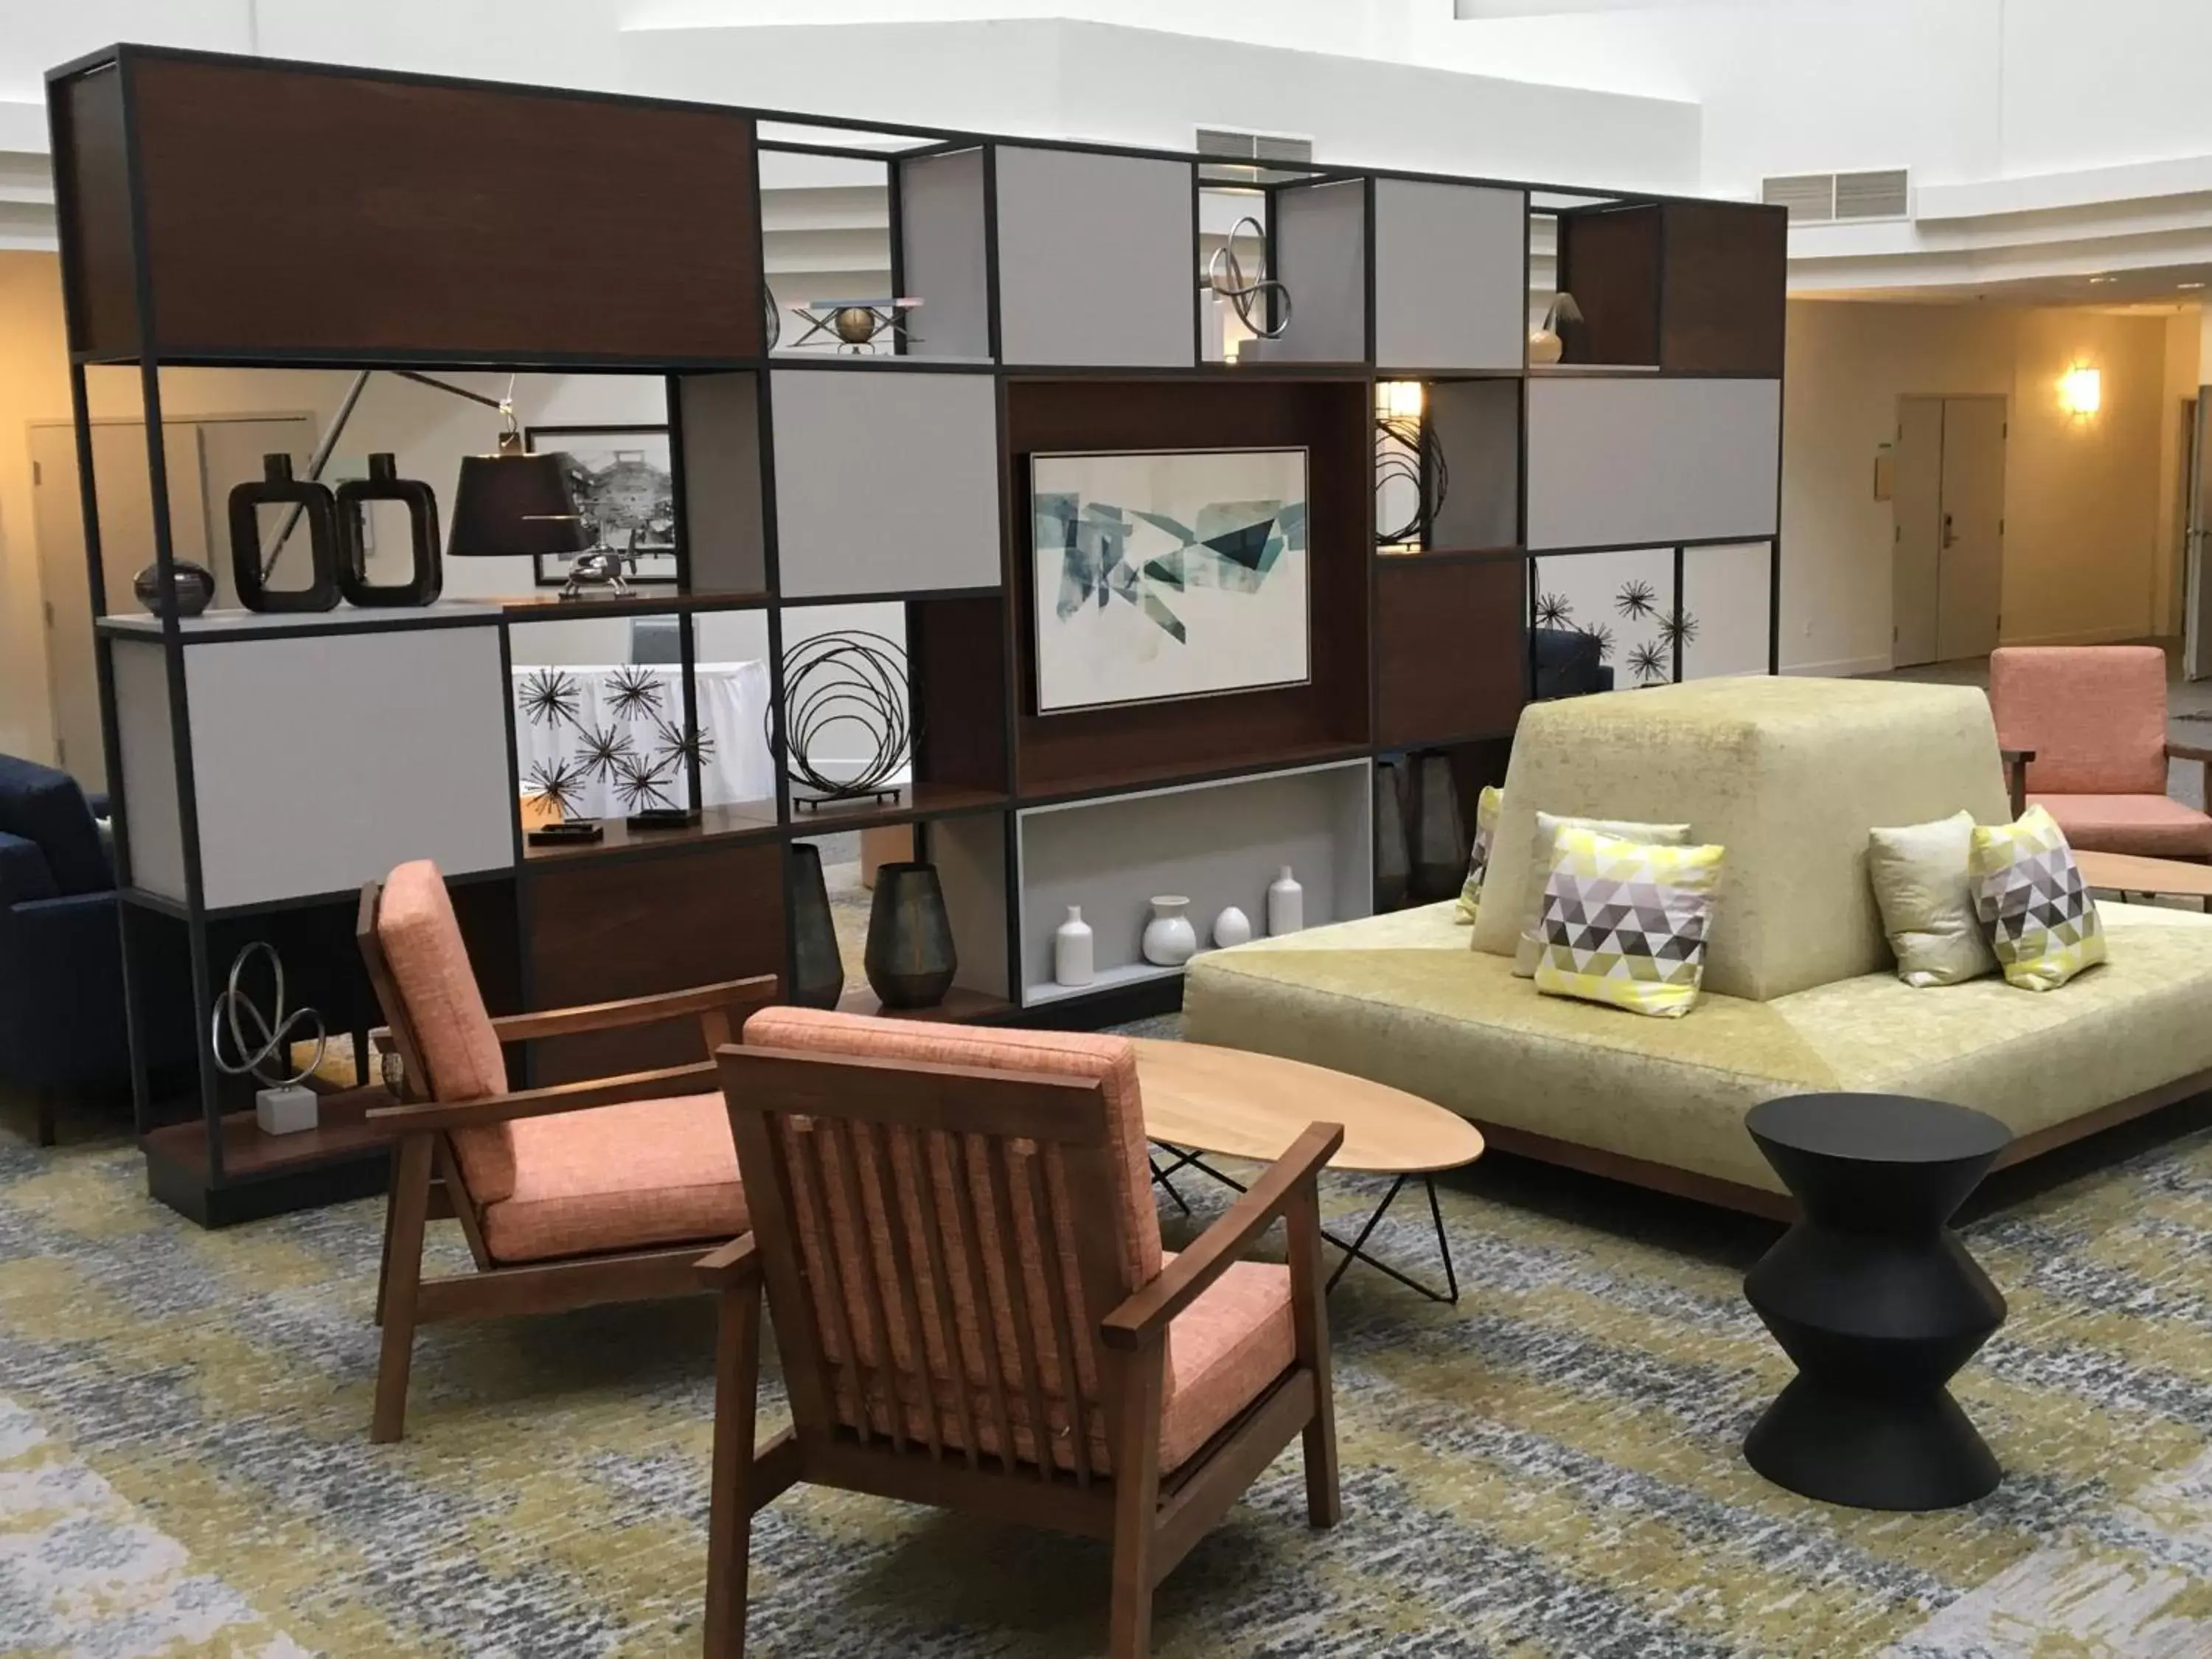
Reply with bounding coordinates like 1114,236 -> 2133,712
1555,205 -> 1660,367
1006,379 -> 1371,794
125,55 -> 762,361
1660,201 -> 1788,375
524,840 -> 785,1084
911,594 -> 1009,793
50,66 -> 139,358
1374,557 -> 1525,748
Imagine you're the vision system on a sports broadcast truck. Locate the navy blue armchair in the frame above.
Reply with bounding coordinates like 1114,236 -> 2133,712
0,755 -> 181,1144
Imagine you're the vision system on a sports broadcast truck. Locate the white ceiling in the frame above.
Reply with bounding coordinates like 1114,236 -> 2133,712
1804,259 -> 2212,313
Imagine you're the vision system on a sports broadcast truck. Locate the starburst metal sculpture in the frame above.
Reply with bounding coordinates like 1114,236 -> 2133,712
613,754 -> 676,813
1534,591 -> 1575,629
1577,622 -> 1615,663
1615,580 -> 1659,621
518,668 -> 581,731
1658,608 -> 1700,650
649,714 -> 713,774
524,756 -> 589,818
605,664 -> 664,723
1627,640 -> 1670,686
572,722 -> 636,782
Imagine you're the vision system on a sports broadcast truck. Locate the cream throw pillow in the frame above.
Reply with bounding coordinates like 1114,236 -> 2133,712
1455,785 -> 1505,924
1868,810 -> 1998,987
1509,811 -> 1693,975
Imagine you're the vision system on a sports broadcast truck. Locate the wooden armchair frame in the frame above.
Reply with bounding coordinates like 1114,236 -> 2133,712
699,1041 -> 1345,1659
355,879 -> 777,1443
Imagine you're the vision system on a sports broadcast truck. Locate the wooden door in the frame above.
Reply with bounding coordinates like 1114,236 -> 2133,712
1935,397 -> 2007,661
1891,397 -> 1944,667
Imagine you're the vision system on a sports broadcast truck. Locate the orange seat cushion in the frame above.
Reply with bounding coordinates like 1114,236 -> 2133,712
479,1091 -> 748,1264
1158,1254 -> 1295,1471
2031,793 -> 2212,859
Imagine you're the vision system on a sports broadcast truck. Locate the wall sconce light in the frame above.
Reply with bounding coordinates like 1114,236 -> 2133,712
1377,380 -> 1425,420
2058,365 -> 2102,419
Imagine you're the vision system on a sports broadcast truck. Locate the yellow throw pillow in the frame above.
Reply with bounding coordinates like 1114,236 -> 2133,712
1968,804 -> 2107,991
1534,827 -> 1726,1018
1510,812 -> 1694,975
1455,785 -> 1504,924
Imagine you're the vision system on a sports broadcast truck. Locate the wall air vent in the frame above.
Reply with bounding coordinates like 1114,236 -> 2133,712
1834,168 -> 1910,220
1762,169 -> 1911,223
1196,126 -> 1314,187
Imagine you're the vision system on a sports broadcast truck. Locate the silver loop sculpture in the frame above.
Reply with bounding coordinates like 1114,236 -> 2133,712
210,941 -> 327,1089
1206,215 -> 1292,339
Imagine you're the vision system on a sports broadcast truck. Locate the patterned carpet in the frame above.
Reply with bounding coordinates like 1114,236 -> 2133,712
7,1085 -> 2212,1656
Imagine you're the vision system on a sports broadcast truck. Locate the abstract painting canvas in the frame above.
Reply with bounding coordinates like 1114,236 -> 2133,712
1030,447 -> 1310,714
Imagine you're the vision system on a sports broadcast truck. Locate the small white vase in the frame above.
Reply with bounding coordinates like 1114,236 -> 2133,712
1267,866 -> 1304,936
1213,905 -> 1253,948
1141,896 -> 1198,966
1054,905 -> 1094,987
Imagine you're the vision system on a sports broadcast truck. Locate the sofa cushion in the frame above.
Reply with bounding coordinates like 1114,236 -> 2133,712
375,860 -> 515,1202
1470,677 -> 2012,1001
1868,810 -> 1997,987
0,831 -> 58,908
1969,805 -> 2107,992
1509,812 -> 1691,975
479,1091 -> 746,1263
0,755 -> 110,897
1158,1257 -> 1294,1471
1992,645 -> 2168,796
2030,793 -> 2212,858
1534,828 -> 1726,1018
1188,900 -> 2212,1196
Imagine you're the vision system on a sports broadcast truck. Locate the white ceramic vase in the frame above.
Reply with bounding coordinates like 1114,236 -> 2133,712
1141,897 -> 1198,966
1267,866 -> 1304,936
1213,905 -> 1253,948
1054,905 -> 1094,987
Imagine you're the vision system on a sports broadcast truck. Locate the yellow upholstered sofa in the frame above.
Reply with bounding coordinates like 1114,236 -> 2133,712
1184,678 -> 2212,1215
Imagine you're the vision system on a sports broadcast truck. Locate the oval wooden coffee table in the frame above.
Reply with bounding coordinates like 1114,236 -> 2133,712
1130,1038 -> 1485,1304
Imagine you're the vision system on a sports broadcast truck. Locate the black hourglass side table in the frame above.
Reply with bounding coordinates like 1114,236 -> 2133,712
1742,1093 -> 2012,1512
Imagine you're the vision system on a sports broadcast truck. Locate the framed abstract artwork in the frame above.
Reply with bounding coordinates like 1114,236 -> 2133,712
1029,446 -> 1310,714
526,424 -> 679,588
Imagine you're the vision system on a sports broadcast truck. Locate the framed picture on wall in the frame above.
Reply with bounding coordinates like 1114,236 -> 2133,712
526,424 -> 680,588
1029,446 -> 1311,714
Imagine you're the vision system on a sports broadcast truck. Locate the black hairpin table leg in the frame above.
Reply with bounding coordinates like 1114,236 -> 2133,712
1150,1144 -> 1460,1305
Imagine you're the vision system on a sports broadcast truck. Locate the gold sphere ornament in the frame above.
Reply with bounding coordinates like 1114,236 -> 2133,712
833,306 -> 878,346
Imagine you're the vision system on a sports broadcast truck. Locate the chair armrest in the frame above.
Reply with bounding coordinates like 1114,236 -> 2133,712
696,1234 -> 759,1287
487,975 -> 779,1044
1099,1121 -> 1344,1352
366,1060 -> 717,1134
2168,741 -> 2212,765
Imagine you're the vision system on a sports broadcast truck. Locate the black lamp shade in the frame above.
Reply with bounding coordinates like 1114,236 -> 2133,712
447,447 -> 588,558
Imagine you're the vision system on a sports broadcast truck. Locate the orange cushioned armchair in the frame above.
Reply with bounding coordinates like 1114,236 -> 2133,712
698,1007 -> 1343,1659
358,859 -> 776,1442
1989,645 -> 2212,856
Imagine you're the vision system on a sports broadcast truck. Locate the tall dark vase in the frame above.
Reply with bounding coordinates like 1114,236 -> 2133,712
335,452 -> 443,607
1374,759 -> 1411,912
864,861 -> 957,1010
787,841 -> 844,1010
230,453 -> 340,613
1411,750 -> 1470,902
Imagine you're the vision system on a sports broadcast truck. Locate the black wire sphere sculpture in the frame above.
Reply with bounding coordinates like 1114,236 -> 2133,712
773,630 -> 914,808
1375,412 -> 1450,548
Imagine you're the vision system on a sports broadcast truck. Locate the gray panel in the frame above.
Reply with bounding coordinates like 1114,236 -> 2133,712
1526,377 -> 1781,550
678,373 -> 766,596
185,627 -> 515,908
898,148 -> 991,360
771,369 -> 1002,599
110,639 -> 185,903
1427,378 -> 1521,551
995,146 -> 1194,367
1374,180 -> 1526,372
931,813 -> 1009,1000
1016,762 -> 1371,1003
1265,178 -> 1368,364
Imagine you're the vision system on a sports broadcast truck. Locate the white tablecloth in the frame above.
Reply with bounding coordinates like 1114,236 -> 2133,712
511,661 -> 773,818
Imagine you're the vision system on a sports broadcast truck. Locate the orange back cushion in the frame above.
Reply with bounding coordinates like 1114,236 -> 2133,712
375,860 -> 515,1201
739,1007 -> 1163,1423
1990,645 -> 2168,796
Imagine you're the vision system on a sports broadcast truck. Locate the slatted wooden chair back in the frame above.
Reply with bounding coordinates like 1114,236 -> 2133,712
720,1037 -> 1149,1486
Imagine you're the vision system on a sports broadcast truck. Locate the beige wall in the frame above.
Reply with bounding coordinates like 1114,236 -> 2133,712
0,253 -> 70,762
1782,296 -> 2185,675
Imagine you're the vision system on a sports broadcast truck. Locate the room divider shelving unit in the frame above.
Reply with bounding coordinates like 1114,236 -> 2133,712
46,43 -> 1787,1224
